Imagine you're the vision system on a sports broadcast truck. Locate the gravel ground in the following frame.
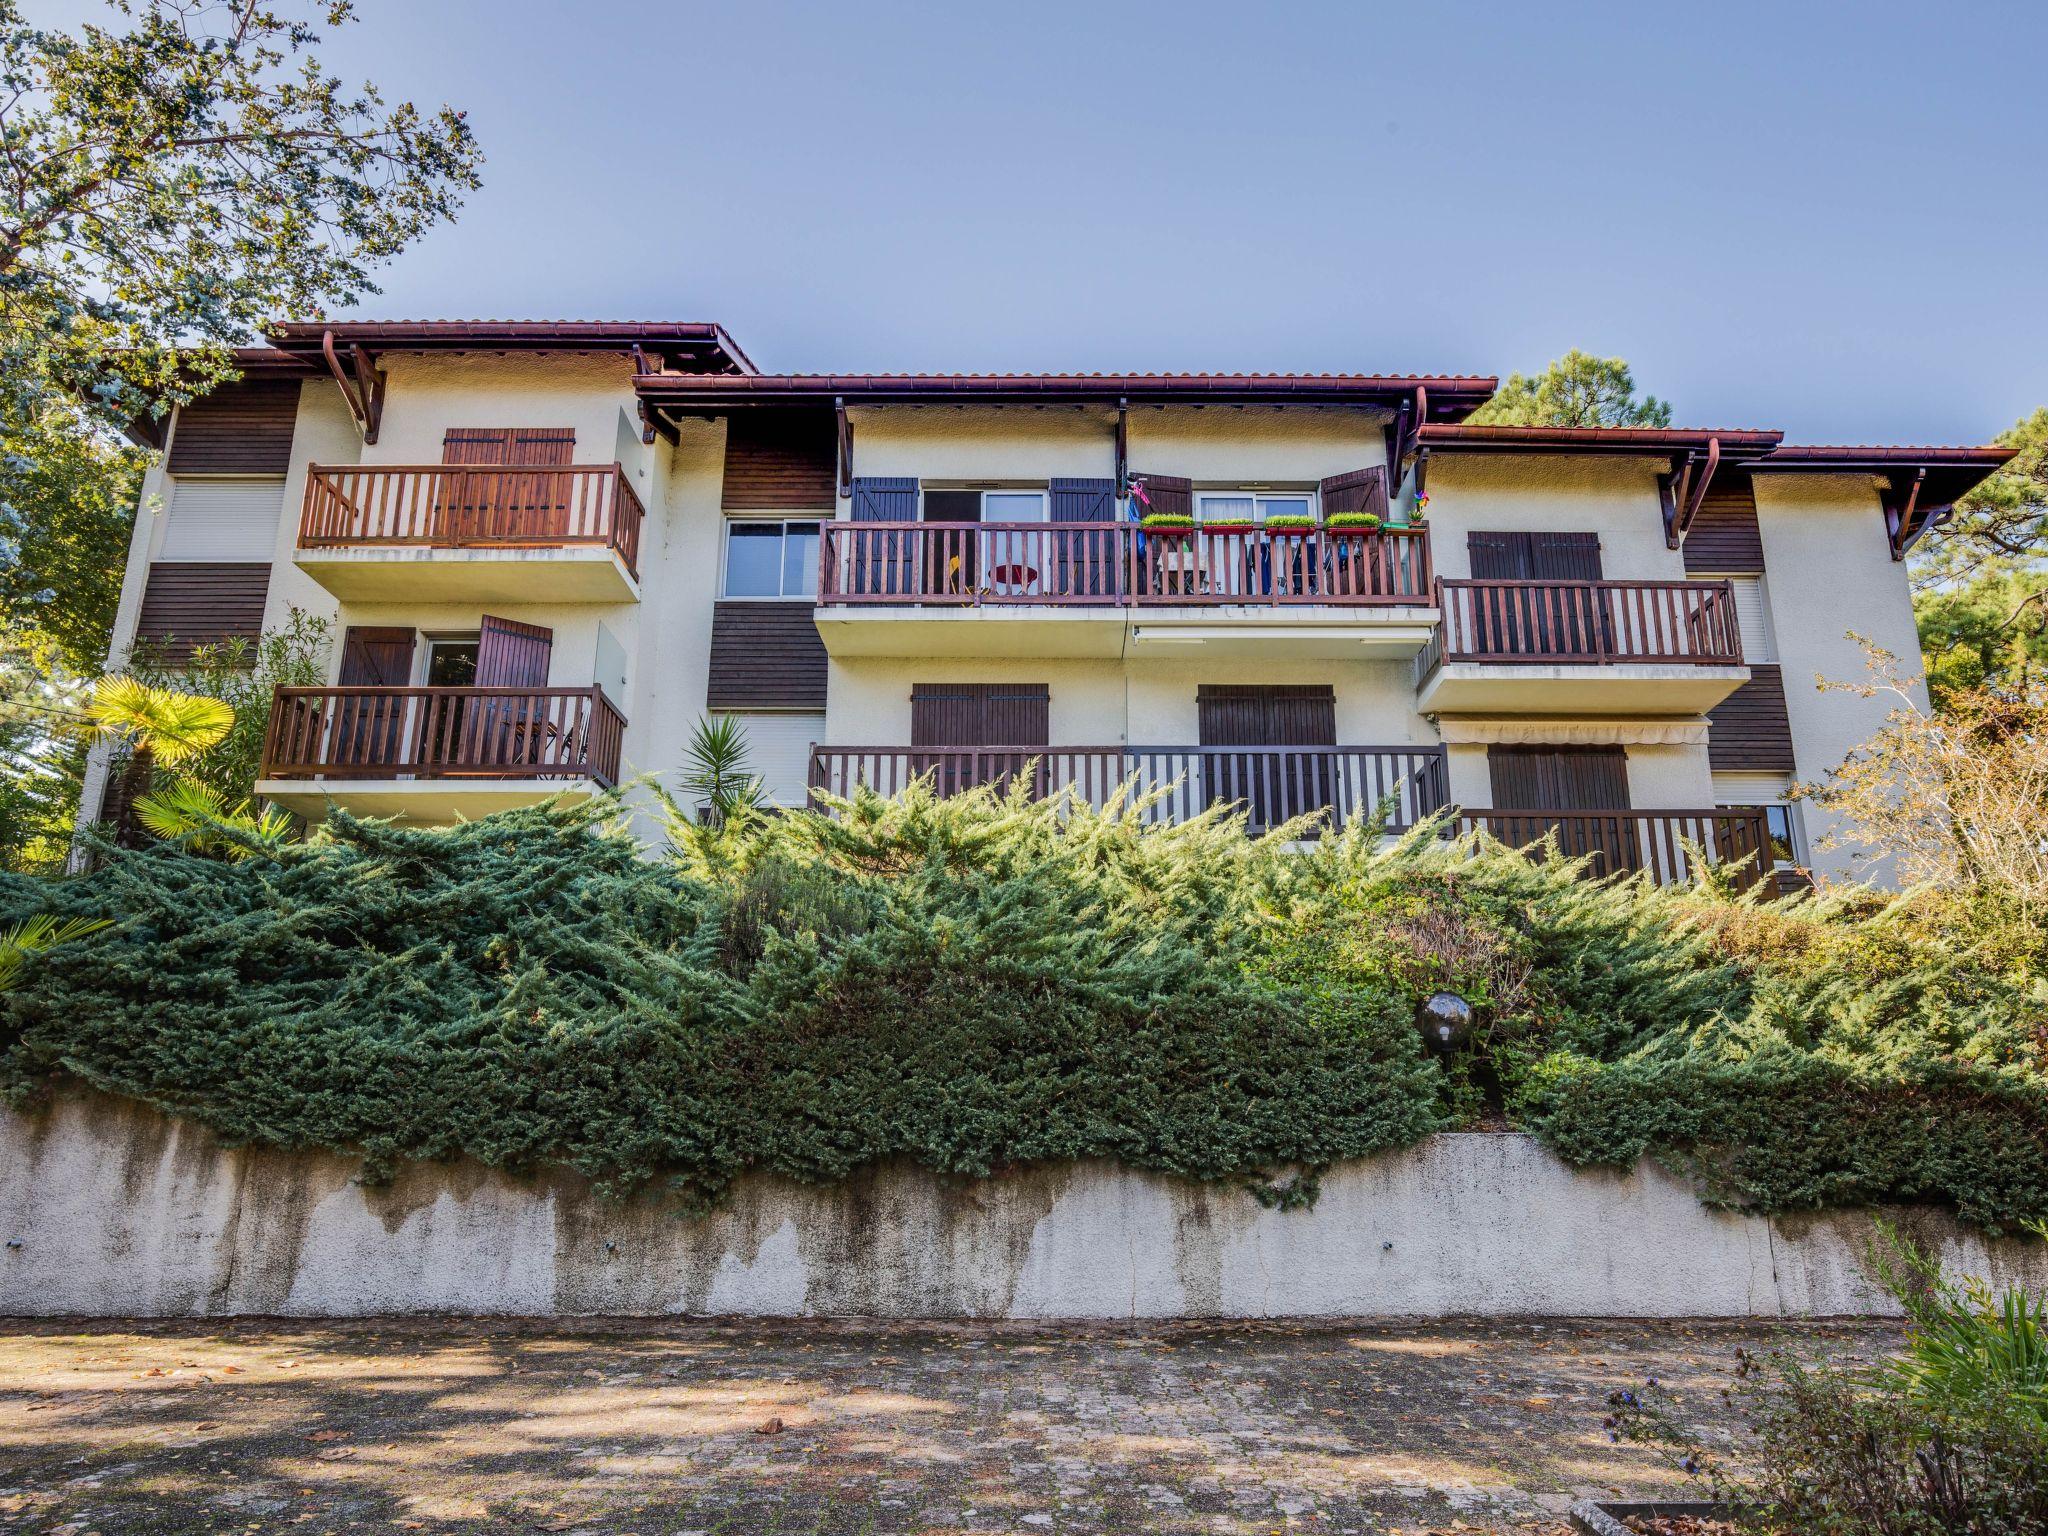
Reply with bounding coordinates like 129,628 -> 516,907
0,1317 -> 1897,1535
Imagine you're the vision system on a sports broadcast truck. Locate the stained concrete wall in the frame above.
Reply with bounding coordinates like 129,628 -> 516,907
4,1093 -> 2043,1320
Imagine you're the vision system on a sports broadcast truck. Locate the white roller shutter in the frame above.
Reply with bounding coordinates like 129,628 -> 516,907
727,712 -> 825,807
159,477 -> 285,562
1726,576 -> 1774,662
1713,771 -> 1792,805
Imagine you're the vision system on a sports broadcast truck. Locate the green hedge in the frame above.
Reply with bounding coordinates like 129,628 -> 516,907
3,789 -> 2044,1227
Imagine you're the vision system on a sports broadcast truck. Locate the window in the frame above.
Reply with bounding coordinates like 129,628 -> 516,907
723,520 -> 820,598
1195,491 -> 1314,524
1713,771 -> 1804,869
920,489 -> 1048,524
424,636 -> 479,687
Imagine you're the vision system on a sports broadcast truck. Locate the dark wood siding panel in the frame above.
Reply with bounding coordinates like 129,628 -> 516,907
707,601 -> 828,710
1685,478 -> 1766,574
909,682 -> 1049,746
132,562 -> 269,665
1487,746 -> 1630,809
442,428 -> 576,466
1708,664 -> 1796,772
722,410 -> 838,511
166,381 -> 300,475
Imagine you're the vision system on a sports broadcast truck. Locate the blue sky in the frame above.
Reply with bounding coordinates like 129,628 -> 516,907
42,0 -> 2048,443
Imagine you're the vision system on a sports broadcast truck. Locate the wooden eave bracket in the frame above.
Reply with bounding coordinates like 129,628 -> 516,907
835,396 -> 854,497
637,397 -> 677,447
1660,436 -> 1721,548
321,328 -> 386,444
1384,385 -> 1427,494
1883,467 -> 1933,561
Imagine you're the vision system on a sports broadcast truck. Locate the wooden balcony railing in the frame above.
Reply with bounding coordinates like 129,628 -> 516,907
1457,807 -> 1772,890
817,523 -> 1433,607
299,464 -> 645,579
1428,579 -> 1742,667
808,744 -> 1450,833
260,686 -> 626,786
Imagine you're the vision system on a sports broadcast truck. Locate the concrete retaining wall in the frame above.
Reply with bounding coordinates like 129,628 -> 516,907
3,1092 -> 2043,1318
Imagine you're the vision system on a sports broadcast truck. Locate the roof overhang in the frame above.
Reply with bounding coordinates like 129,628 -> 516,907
264,320 -> 756,375
633,372 -> 1498,414
1746,444 -> 2017,560
1415,424 -> 1787,551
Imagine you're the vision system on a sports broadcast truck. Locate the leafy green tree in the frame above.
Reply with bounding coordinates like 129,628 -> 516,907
1912,409 -> 2046,701
0,0 -> 482,440
1469,349 -> 1674,428
0,0 -> 480,867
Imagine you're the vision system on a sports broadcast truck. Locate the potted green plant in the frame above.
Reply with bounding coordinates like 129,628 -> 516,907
1262,513 -> 1318,535
1140,512 -> 1196,540
1199,516 -> 1256,535
1324,512 -> 1382,537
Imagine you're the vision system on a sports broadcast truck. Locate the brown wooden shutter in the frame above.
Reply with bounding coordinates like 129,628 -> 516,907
1049,478 -> 1116,522
1684,477 -> 1766,574
1197,685 -> 1336,745
910,682 -> 1048,746
1468,531 -> 1532,579
166,381 -> 299,475
441,428 -> 576,466
1487,746 -> 1630,810
850,477 -> 919,520
1318,466 -> 1389,520
722,410 -> 837,510
474,616 -> 553,688
1530,532 -> 1603,580
338,626 -> 416,686
1130,473 -> 1192,519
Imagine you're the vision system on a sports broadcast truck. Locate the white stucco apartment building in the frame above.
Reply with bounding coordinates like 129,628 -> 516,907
88,320 -> 2015,887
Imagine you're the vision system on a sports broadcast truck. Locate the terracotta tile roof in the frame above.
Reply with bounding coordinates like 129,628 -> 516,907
1419,423 -> 1784,455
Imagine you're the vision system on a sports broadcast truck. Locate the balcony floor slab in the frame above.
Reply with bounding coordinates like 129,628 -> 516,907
1417,661 -> 1749,716
293,545 -> 639,604
815,605 -> 1438,660
256,777 -> 610,825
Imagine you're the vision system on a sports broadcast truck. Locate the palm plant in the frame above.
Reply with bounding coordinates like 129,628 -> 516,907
131,779 -> 295,861
86,674 -> 290,857
88,675 -> 234,764
0,914 -> 109,993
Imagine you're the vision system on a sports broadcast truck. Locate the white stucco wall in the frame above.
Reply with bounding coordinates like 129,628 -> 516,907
1751,472 -> 1922,883
823,655 -> 1431,749
4,1092 -> 2041,1319
1424,455 -> 1684,582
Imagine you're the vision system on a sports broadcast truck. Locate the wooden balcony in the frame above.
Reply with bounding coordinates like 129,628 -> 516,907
293,464 -> 645,601
808,744 -> 1449,834
1457,807 -> 1773,891
818,522 -> 1432,607
256,685 -> 625,822
814,522 -> 1438,660
1416,578 -> 1750,715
